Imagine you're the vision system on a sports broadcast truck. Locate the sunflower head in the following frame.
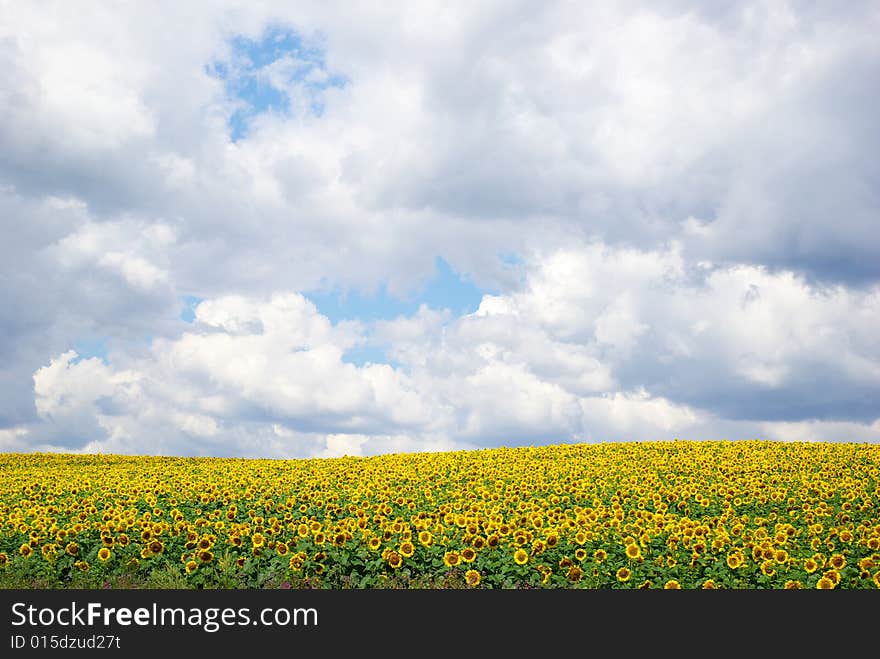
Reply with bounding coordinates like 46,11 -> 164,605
816,577 -> 835,590
444,551 -> 461,567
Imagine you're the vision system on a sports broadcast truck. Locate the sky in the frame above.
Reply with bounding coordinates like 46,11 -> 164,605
1,1 -> 878,458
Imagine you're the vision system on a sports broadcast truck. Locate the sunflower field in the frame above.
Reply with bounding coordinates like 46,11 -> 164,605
1,441 -> 878,589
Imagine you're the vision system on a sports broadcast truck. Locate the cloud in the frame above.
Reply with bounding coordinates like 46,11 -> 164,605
1,2 -> 878,455
24,244 -> 880,457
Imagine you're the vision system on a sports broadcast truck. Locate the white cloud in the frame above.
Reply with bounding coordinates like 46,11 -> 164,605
23,248 -> 880,456
1,2 -> 879,455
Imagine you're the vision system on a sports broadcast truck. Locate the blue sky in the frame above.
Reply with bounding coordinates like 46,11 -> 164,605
208,26 -> 347,141
1,2 -> 879,457
306,257 -> 485,323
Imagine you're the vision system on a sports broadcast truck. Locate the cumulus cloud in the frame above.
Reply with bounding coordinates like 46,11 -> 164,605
26,248 -> 880,456
1,2 -> 878,455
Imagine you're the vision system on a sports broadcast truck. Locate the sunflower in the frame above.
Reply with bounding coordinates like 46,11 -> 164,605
98,547 -> 111,562
823,569 -> 841,586
816,577 -> 835,590
0,553 -> 7,567
760,560 -> 776,577
593,549 -> 607,563
444,551 -> 461,567
461,547 -> 477,563
417,530 -> 433,546
567,565 -> 583,582
65,542 -> 79,557
701,579 -> 718,589
829,554 -> 846,570
185,560 -> 198,574
726,551 -> 743,569
19,543 -> 32,558
575,548 -> 587,562
487,534 -> 501,548
368,537 -> 381,551
626,544 -> 642,561
465,569 -> 481,587
74,560 -> 90,572
638,579 -> 652,590
784,580 -> 803,589
873,571 -> 880,589
774,549 -> 788,564
251,533 -> 266,548
616,567 -> 631,582
275,542 -> 289,556
664,580 -> 681,589
198,550 -> 213,563
513,549 -> 529,565
386,551 -> 402,569
149,540 -> 164,555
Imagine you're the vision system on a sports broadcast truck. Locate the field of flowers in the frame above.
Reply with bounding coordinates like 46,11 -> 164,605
1,441 -> 878,589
